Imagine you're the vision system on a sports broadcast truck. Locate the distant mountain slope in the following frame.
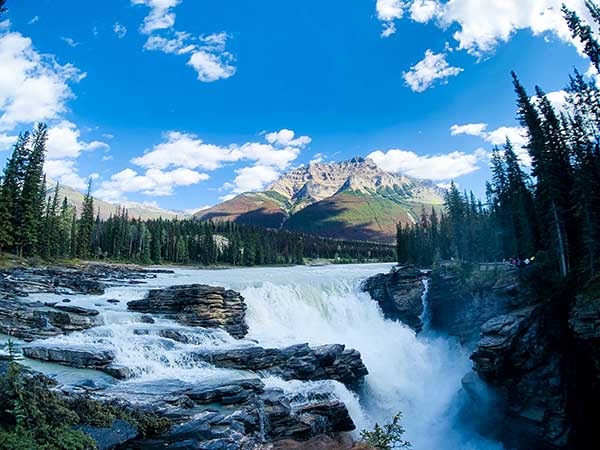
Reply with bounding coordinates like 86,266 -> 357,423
47,182 -> 182,220
195,158 -> 445,243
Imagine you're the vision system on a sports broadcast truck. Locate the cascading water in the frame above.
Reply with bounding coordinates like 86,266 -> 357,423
20,263 -> 503,450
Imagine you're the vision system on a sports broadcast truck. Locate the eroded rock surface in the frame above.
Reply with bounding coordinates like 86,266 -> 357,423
190,343 -> 368,387
361,266 -> 428,332
128,284 -> 248,338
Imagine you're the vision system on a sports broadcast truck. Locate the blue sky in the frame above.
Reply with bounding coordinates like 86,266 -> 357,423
0,0 -> 594,211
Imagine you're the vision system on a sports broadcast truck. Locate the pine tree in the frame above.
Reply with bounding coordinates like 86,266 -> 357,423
19,124 -> 47,257
563,3 -> 600,73
76,180 -> 95,259
0,133 -> 29,252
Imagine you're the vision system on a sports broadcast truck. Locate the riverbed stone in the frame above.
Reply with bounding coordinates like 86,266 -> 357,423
127,284 -> 248,338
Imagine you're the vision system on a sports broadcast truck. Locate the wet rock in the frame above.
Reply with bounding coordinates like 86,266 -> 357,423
103,363 -> 132,380
78,419 -> 138,450
186,378 -> 264,405
361,266 -> 428,332
127,284 -> 248,338
140,314 -> 155,323
52,304 -> 100,316
22,345 -> 115,369
107,299 -> 121,304
160,329 -> 191,344
0,298 -> 99,341
62,298 -> 72,302
190,343 -> 368,386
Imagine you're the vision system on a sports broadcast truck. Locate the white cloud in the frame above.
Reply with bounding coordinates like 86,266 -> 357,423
113,23 -> 127,39
376,0 -> 404,37
450,122 -> 531,165
28,16 -> 40,25
450,123 -> 488,137
265,129 -> 312,147
410,0 -> 439,23
143,31 -> 192,54
95,167 -> 209,202
0,132 -> 16,151
45,159 -> 90,191
376,0 -> 592,57
403,50 -> 463,92
368,148 -> 485,180
225,165 -> 281,195
46,121 -> 109,159
132,129 -> 310,171
188,49 -> 236,82
0,29 -> 85,131
132,0 -> 180,35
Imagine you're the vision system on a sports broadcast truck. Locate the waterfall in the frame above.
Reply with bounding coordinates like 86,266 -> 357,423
22,263 -> 503,450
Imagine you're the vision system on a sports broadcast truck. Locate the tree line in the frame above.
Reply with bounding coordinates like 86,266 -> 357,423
397,2 -> 600,282
0,126 -> 394,265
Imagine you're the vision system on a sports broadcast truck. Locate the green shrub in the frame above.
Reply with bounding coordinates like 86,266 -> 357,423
360,413 -> 411,450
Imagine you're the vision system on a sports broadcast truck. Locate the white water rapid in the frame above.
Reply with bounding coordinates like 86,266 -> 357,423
20,263 -> 503,450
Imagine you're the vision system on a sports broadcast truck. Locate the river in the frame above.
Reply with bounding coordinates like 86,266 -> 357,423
20,263 -> 503,450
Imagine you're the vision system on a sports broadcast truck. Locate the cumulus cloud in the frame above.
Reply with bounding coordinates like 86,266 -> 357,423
376,0 -> 593,56
368,148 -> 486,180
45,159 -> 91,191
131,0 -> 180,35
112,129 -> 310,201
403,50 -> 463,92
46,121 -> 109,159
132,129 -> 310,172
188,49 -> 236,82
133,1 -> 236,82
223,165 -> 281,195
450,122 -> 531,165
0,29 -> 85,131
95,167 -> 209,202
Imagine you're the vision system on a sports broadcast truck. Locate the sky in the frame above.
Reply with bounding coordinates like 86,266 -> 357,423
0,0 -> 596,212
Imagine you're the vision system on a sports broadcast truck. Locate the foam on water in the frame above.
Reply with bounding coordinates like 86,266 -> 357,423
21,263 -> 503,449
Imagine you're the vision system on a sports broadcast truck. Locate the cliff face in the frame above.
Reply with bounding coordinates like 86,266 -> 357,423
427,264 -> 600,450
361,266 -> 428,332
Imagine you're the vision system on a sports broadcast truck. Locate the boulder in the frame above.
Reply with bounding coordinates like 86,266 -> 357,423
128,285 -> 248,338
361,266 -> 428,332
22,345 -> 115,369
190,343 -> 368,387
78,419 -> 138,450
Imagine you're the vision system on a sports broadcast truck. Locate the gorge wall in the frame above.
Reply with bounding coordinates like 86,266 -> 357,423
364,263 -> 600,450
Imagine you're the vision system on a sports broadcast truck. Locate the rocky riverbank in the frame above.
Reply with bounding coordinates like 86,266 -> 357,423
0,264 -> 372,449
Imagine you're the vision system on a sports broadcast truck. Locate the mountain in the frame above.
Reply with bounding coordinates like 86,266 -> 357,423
47,182 -> 182,220
195,157 -> 445,243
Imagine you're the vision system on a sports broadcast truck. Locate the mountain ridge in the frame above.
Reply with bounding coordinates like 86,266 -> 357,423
195,157 -> 445,243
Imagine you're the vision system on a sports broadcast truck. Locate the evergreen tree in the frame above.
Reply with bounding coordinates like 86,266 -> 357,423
19,124 -> 47,257
76,180 -> 95,259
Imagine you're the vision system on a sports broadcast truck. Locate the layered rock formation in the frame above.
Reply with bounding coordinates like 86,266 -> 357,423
128,284 -> 248,338
0,299 -> 100,340
191,343 -> 368,387
361,266 -> 428,332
